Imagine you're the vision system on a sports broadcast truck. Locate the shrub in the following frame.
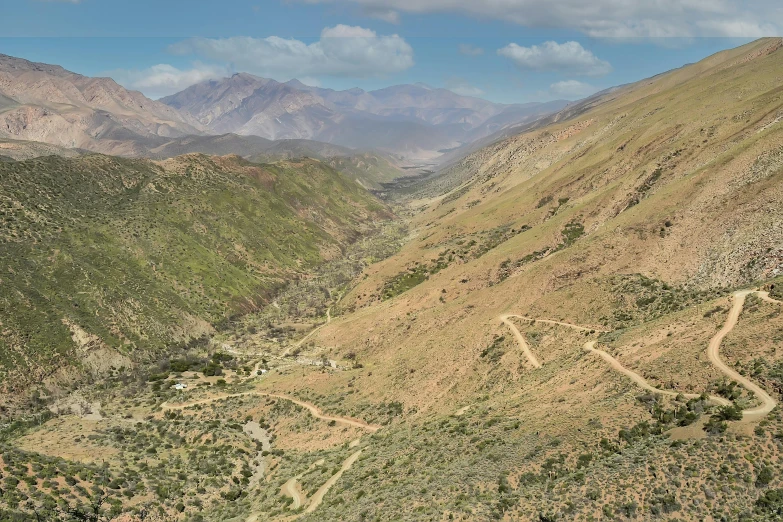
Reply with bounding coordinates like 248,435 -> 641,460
757,467 -> 775,487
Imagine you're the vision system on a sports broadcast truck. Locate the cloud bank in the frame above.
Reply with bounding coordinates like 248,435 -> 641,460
169,25 -> 414,78
297,0 -> 781,38
498,41 -> 612,76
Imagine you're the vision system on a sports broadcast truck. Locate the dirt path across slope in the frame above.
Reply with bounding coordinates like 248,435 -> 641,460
582,341 -> 730,406
500,314 -> 609,368
705,290 -> 779,420
280,459 -> 323,510
304,449 -> 363,514
161,391 -> 379,431
282,477 -> 305,510
502,289 -> 779,419
499,315 -> 542,368
508,315 -> 610,333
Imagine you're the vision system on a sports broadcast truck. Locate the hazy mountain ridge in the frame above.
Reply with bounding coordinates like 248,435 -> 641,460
0,54 -> 204,154
162,73 -> 569,160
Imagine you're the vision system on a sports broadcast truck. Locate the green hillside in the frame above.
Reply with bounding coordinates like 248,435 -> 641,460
0,153 -> 389,391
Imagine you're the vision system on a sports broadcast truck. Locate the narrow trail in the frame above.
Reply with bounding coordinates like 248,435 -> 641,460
282,477 -> 305,510
502,289 -> 780,420
161,391 -> 379,432
454,405 -> 472,416
705,290 -> 779,420
582,341 -> 730,407
499,314 -> 608,369
304,449 -> 363,514
507,315 -> 610,333
499,315 -> 542,369
283,307 -> 332,357
281,459 -> 323,510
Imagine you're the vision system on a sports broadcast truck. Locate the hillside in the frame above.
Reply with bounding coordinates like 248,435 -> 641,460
149,135 -> 408,189
0,54 -> 204,155
0,137 -> 84,161
3,38 -> 783,522
0,153 -> 389,394
228,37 -> 783,520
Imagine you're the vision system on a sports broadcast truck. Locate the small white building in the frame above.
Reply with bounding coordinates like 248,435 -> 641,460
174,383 -> 188,391
257,369 -> 268,376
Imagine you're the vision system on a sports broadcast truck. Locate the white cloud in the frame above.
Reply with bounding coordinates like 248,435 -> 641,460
498,41 -> 612,76
110,63 -> 231,99
459,44 -> 484,56
169,25 -> 414,79
295,0 -> 782,38
548,80 -> 598,99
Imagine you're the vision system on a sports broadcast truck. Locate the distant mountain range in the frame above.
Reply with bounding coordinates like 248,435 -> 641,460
0,53 -> 568,165
0,54 -> 203,156
161,73 -> 568,160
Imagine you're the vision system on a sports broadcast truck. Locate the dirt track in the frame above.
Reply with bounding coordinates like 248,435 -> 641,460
161,391 -> 379,431
503,289 -> 781,419
705,290 -> 779,420
283,307 -> 332,357
582,341 -> 730,406
304,450 -> 363,513
499,315 -> 542,368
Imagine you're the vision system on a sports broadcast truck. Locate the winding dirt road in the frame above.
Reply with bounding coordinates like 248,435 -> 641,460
706,290 -> 779,420
582,341 -> 730,406
282,477 -> 305,510
508,315 -> 610,333
500,314 -> 612,369
304,449 -> 363,514
281,459 -> 323,510
161,391 -> 379,432
499,315 -> 542,368
502,289 -> 781,420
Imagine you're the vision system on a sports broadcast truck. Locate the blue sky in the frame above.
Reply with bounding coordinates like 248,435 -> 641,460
1,0 -> 777,103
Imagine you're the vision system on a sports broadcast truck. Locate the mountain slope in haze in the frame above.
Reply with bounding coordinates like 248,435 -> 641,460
0,137 -> 84,161
162,73 -> 568,160
0,131 -> 410,190
0,153 -> 389,392
246,140 -> 406,188
0,54 -> 204,156
146,134 -> 408,189
242,38 -> 783,520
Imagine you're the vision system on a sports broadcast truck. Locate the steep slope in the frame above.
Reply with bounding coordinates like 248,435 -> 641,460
247,37 -> 783,520
0,54 -> 204,155
328,36 -> 783,400
0,153 -> 389,392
